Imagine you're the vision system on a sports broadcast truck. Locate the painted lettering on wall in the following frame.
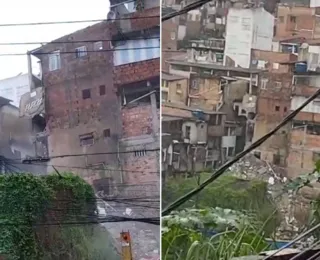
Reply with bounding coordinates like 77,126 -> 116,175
25,97 -> 43,113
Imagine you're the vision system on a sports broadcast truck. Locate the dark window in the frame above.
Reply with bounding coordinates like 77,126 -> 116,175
290,16 -> 296,23
75,46 -> 87,58
254,151 -> 261,159
284,107 -> 287,113
313,152 -> 320,163
79,133 -> 94,146
134,150 -> 147,157
103,129 -> 110,137
228,147 -> 234,157
185,126 -> 191,139
275,106 -> 280,111
82,89 -> 91,99
99,85 -> 106,96
273,154 -> 281,165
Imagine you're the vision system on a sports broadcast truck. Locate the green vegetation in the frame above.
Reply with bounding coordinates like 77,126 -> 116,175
163,174 -> 280,235
0,173 -> 119,260
162,207 -> 271,260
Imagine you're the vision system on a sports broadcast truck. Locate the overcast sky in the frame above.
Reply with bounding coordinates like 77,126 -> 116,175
0,0 -> 110,79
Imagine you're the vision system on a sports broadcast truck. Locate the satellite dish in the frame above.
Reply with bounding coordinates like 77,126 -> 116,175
107,10 -> 116,22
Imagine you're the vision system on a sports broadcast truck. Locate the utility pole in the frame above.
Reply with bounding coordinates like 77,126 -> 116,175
120,231 -> 133,260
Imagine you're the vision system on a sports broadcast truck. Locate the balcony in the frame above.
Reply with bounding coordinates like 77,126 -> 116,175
189,38 -> 225,50
207,125 -> 224,137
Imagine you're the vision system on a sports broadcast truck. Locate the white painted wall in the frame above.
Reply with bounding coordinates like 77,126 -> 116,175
310,0 -> 320,7
222,136 -> 236,148
291,96 -> 320,114
252,8 -> 274,51
113,34 -> 160,66
182,121 -> 198,144
0,74 -> 30,108
224,8 -> 274,68
178,25 -> 186,40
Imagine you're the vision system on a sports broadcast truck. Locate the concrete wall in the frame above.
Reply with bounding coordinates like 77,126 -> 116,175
189,76 -> 221,110
287,129 -> 320,177
291,96 -> 320,113
0,104 -> 47,174
224,8 -> 274,68
0,74 -> 30,107
166,79 -> 188,105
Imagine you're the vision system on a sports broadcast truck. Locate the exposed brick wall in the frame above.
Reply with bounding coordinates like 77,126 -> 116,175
256,96 -> 291,121
293,111 -> 320,123
122,104 -> 153,138
33,22 -> 122,181
162,19 -> 178,52
109,7 -> 160,36
122,151 -> 159,184
34,22 -> 117,130
252,49 -> 297,64
287,131 -> 320,177
275,5 -> 314,38
292,85 -> 318,97
113,59 -> 159,85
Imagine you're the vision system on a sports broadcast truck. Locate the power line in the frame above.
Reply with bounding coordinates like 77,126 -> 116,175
0,216 -> 160,226
262,222 -> 320,260
0,15 -> 160,27
0,36 -> 160,46
11,161 -> 160,174
30,148 -> 159,160
162,87 -> 320,216
0,46 -> 160,57
162,0 -> 211,22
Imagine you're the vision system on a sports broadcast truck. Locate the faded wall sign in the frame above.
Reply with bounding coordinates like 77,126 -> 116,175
19,87 -> 44,118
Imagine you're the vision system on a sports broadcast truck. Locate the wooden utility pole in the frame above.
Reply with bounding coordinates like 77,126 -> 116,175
121,231 -> 133,260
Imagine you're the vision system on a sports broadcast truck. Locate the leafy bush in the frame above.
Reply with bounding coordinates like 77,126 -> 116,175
162,207 -> 270,260
163,174 -> 280,235
0,173 -> 119,260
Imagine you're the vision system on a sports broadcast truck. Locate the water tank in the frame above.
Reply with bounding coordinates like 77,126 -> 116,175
192,110 -> 205,120
295,62 -> 307,73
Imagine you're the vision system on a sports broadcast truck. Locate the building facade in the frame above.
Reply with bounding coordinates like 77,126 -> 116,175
27,0 -> 160,259
0,73 -> 31,108
224,7 -> 274,68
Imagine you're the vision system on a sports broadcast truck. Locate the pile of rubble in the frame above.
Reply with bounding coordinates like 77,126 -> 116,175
228,154 -> 304,240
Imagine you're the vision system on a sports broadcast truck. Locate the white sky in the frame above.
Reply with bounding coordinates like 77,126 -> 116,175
0,0 -> 110,79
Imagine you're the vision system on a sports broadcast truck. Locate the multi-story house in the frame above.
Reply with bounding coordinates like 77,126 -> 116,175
162,102 -> 226,174
251,49 -> 297,167
27,0 -> 160,258
0,96 -> 47,174
0,73 -> 31,107
224,7 -> 275,69
275,1 -> 320,39
285,40 -> 320,178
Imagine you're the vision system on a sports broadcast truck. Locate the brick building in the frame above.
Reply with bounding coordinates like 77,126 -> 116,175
27,0 -> 160,258
275,3 -> 320,38
28,0 -> 160,189
29,21 -> 122,188
251,49 -> 297,167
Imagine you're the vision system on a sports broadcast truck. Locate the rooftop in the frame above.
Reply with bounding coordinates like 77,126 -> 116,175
162,72 -> 187,81
162,102 -> 225,120
168,60 -> 264,74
